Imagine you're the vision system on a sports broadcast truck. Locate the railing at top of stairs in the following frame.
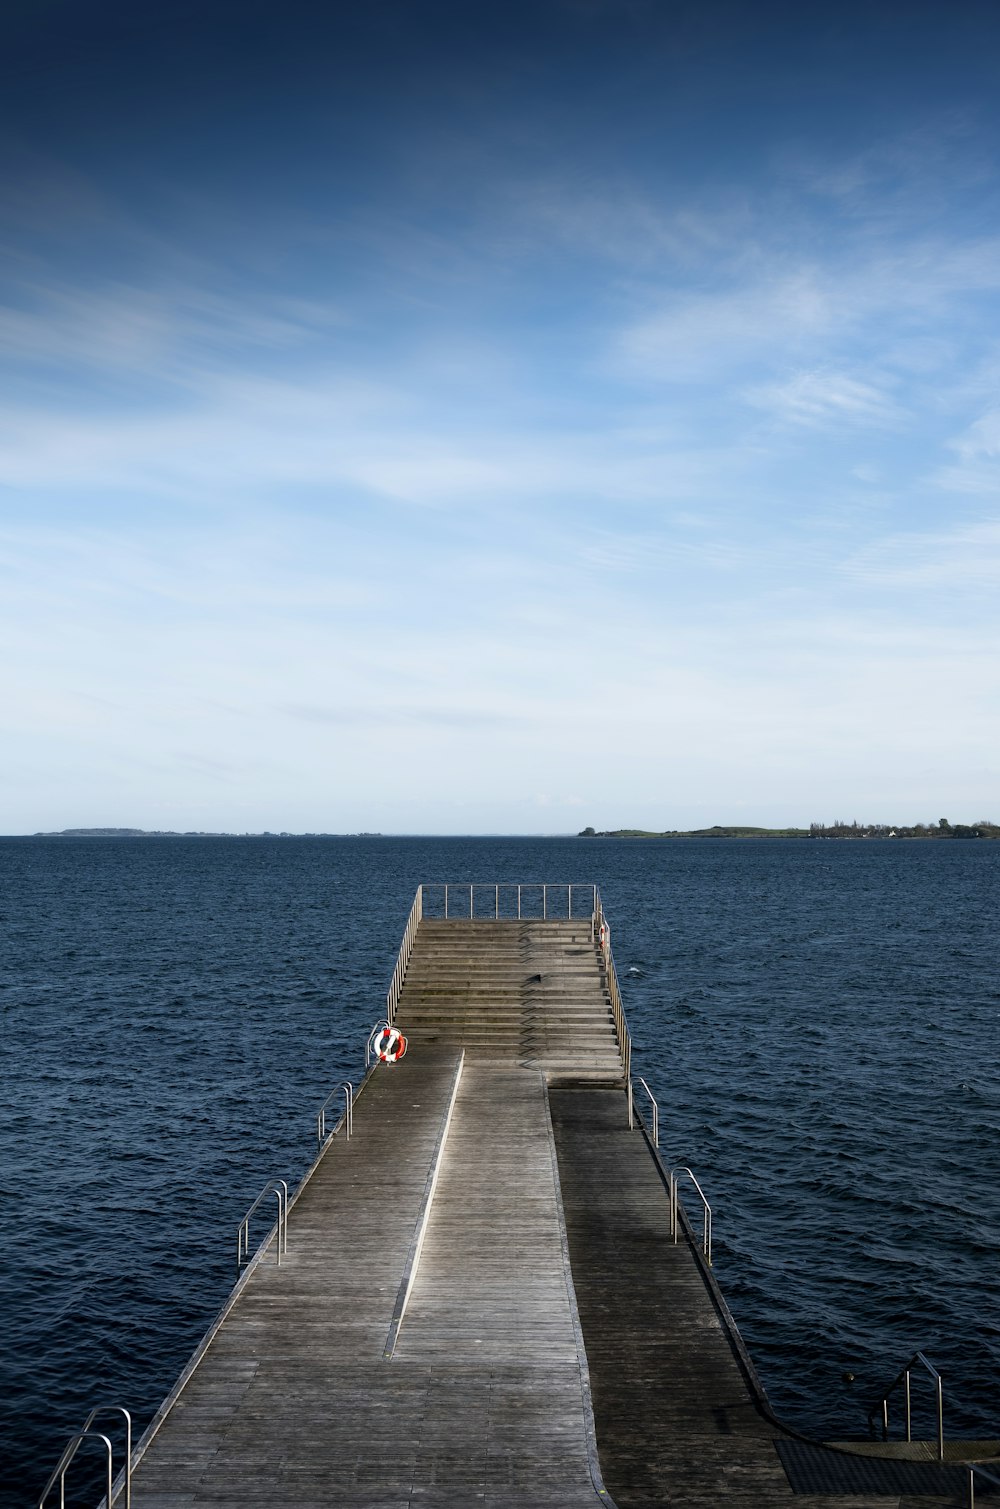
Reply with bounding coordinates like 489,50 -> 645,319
419,882 -> 597,922
389,882 -> 633,1076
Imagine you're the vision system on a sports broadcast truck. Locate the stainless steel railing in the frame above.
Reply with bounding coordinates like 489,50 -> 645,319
420,882 -> 597,922
386,885 -> 423,1024
670,1166 -> 713,1265
594,889 -> 632,1080
366,1019 -> 392,1067
868,1350 -> 944,1460
38,1405 -> 131,1509
629,1077 -> 658,1145
626,1074 -> 713,1265
237,1179 -> 288,1271
317,1081 -> 353,1147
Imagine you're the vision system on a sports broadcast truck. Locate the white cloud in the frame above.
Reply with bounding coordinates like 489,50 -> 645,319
744,370 -> 904,429
618,270 -> 837,381
844,518 -> 1000,590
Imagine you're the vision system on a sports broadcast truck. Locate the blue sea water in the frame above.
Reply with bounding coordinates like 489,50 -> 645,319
2,834 -> 999,1504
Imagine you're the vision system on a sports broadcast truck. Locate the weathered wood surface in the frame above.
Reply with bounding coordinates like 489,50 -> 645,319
125,1044 -> 605,1508
393,1064 -> 601,1501
550,1084 -> 964,1509
395,920 -> 623,1077
122,918 -> 973,1508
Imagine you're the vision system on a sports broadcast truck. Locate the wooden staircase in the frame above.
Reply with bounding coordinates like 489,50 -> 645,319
394,918 -> 625,1080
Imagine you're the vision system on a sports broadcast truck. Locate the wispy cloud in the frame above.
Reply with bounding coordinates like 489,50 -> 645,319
744,370 -> 904,430
844,517 -> 1000,590
282,702 -> 531,731
6,37 -> 1000,828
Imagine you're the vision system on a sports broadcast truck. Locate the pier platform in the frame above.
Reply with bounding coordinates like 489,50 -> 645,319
77,886 -> 996,1508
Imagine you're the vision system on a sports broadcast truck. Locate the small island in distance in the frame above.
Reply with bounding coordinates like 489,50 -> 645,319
31,828 -> 384,838
580,819 -> 1000,840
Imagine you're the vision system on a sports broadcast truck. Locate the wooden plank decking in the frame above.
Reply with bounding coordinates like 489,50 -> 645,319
114,906 -> 983,1508
550,1084 -> 968,1509
123,1044 -> 607,1508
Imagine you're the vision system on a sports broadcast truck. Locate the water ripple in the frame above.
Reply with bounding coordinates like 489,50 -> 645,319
2,835 -> 1000,1502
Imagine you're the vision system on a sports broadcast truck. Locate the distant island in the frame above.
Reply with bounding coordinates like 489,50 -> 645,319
31,828 -> 383,838
579,819 -> 1000,840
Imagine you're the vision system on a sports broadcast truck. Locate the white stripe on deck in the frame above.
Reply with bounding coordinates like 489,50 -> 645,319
127,1051 -> 605,1508
391,1064 -> 600,1504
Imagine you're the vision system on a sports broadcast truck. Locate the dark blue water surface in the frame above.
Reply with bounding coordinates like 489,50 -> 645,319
3,836 -> 1000,1504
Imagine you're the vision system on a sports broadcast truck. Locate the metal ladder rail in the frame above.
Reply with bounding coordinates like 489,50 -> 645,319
317,1081 -> 353,1147
236,1179 -> 288,1271
868,1350 -> 944,1460
38,1404 -> 132,1509
38,1425 -> 110,1508
670,1166 -> 713,1265
629,1076 -> 658,1145
626,1075 -> 714,1264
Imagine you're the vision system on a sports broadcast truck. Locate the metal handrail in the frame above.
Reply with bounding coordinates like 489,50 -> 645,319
671,1166 -> 713,1265
630,1077 -> 658,1145
868,1350 -> 944,1460
422,882 -> 596,922
594,889 -> 632,1081
366,1019 -> 392,1068
237,1179 -> 288,1271
386,885 -> 422,1023
967,1462 -> 1000,1506
317,1081 -> 353,1147
88,1405 -> 131,1509
38,1429 -> 113,1509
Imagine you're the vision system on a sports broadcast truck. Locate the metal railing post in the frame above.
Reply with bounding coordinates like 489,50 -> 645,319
967,1463 -> 1000,1506
869,1351 -> 944,1457
366,1019 -> 392,1068
444,884 -> 448,919
543,884 -> 547,919
38,1431 -> 113,1509
317,1082 -> 353,1146
237,1180 -> 288,1271
634,1077 -> 657,1145
670,1166 -> 713,1264
517,884 -> 521,919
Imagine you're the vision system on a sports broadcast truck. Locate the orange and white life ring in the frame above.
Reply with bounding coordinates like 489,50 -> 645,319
598,922 -> 608,950
372,1026 -> 407,1064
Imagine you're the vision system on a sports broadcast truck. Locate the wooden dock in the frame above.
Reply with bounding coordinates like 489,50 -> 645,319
73,886 -> 996,1508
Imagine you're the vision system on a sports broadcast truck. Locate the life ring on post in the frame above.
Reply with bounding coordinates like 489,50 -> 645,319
598,922 -> 608,951
372,1026 -> 407,1064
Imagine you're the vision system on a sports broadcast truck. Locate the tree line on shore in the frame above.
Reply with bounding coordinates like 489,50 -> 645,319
578,819 -> 1000,839
808,818 -> 1000,839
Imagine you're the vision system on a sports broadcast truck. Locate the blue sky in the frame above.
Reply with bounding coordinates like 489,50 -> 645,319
3,0 -> 1000,832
